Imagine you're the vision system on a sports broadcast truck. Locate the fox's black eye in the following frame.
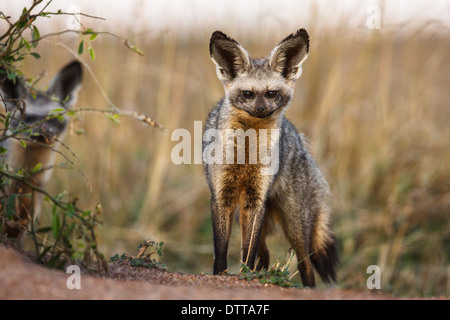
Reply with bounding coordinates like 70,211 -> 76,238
265,90 -> 278,98
242,91 -> 255,99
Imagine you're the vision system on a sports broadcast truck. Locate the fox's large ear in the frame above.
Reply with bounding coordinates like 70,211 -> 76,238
0,68 -> 27,108
269,29 -> 309,82
209,31 -> 251,83
46,60 -> 82,108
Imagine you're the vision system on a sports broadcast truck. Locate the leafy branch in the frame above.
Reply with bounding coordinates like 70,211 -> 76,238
0,0 -> 162,271
0,0 -> 143,70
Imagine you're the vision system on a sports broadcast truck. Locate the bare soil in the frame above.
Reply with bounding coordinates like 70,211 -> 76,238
0,244 -> 405,300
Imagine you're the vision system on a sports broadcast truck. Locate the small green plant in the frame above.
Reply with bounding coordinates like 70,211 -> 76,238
109,240 -> 167,271
36,193 -> 107,271
239,252 -> 300,288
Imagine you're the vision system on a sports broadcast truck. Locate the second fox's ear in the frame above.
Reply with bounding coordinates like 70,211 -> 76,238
209,31 -> 251,84
0,69 -> 27,100
46,60 -> 82,108
269,29 -> 309,82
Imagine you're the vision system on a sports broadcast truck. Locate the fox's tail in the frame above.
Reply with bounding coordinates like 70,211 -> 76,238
310,208 -> 339,284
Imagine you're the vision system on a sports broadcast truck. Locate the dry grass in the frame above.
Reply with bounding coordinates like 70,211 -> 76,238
15,21 -> 450,297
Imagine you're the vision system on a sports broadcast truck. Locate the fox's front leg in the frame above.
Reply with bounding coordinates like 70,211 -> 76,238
239,174 -> 272,270
209,167 -> 239,275
211,196 -> 235,274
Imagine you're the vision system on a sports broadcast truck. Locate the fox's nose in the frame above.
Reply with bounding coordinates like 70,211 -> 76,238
256,106 -> 266,113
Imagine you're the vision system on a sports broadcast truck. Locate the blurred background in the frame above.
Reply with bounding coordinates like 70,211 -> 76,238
1,0 -> 449,297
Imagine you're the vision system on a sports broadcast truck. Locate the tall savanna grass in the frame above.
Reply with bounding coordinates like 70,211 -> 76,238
17,19 -> 449,297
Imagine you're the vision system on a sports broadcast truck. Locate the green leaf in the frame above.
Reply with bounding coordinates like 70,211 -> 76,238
82,210 -> 91,218
32,26 -> 40,47
50,95 -> 60,102
7,71 -> 16,82
0,147 -> 7,154
22,38 -> 31,50
109,254 -> 120,262
78,40 -> 84,55
89,33 -> 98,41
30,52 -> 41,59
31,163 -> 42,173
5,194 -> 17,219
4,112 -> 11,127
89,47 -> 95,61
106,113 -> 121,124
19,140 -> 27,149
65,203 -> 76,217
51,210 -> 61,240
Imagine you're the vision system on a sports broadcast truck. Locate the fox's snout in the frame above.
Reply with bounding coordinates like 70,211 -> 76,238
31,118 -> 68,144
246,94 -> 275,118
10,115 -> 68,144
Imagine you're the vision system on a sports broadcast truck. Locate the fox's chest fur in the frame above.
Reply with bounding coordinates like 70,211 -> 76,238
204,101 -> 281,209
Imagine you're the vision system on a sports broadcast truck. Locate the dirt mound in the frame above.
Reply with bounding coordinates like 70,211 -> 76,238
0,245 -> 394,300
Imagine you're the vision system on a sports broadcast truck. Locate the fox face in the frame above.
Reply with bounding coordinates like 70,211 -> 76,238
1,61 -> 82,146
209,30 -> 309,119
8,97 -> 69,145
